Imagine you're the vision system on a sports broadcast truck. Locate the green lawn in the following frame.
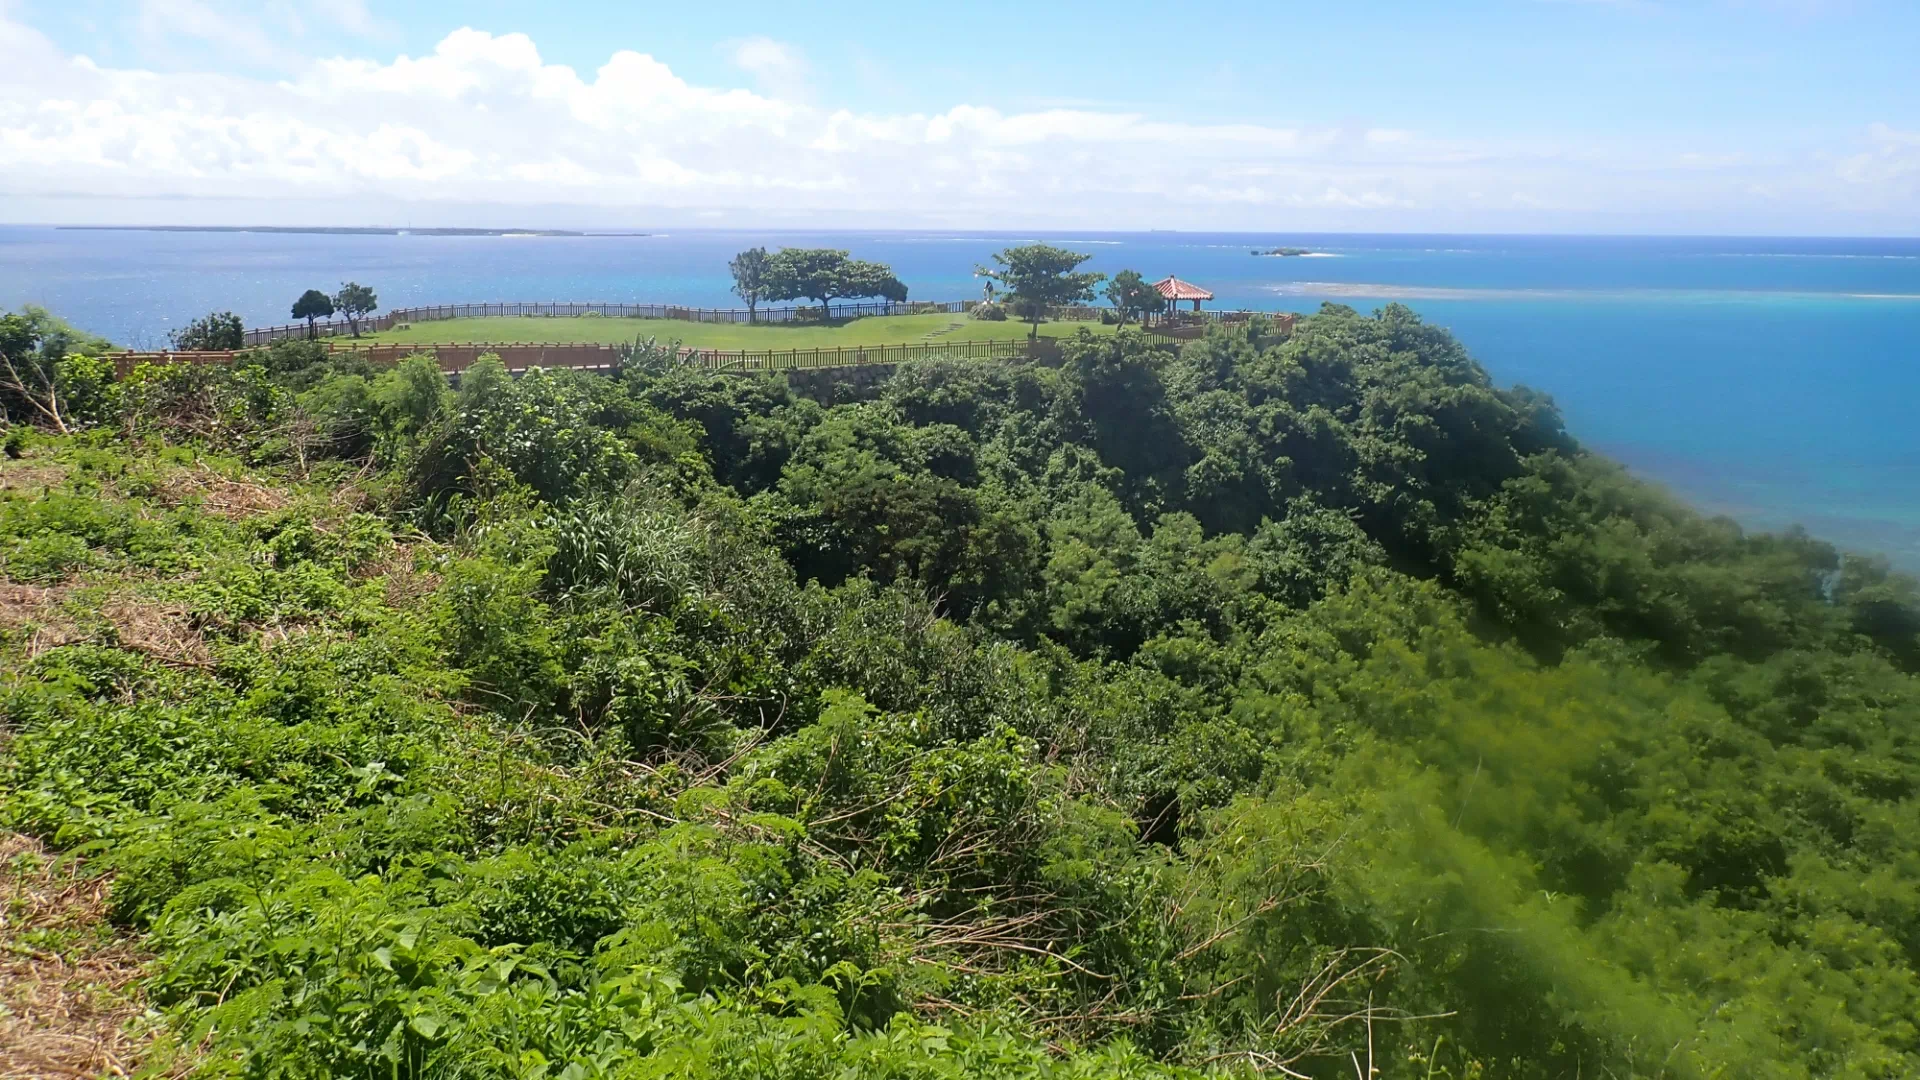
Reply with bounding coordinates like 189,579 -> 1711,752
353,313 -> 1117,349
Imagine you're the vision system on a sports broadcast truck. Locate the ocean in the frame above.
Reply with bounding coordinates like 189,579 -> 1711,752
3,226 -> 1917,569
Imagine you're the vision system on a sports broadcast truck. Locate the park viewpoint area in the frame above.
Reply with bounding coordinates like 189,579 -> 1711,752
351,312 -> 1118,349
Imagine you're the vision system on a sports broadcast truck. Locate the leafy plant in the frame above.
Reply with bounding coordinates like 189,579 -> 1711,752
169,311 -> 245,351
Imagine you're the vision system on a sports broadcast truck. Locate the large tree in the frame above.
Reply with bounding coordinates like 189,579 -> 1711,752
1104,269 -> 1165,325
728,247 -> 774,322
169,311 -> 245,351
765,248 -> 906,320
332,282 -> 379,338
292,289 -> 335,339
979,244 -> 1105,338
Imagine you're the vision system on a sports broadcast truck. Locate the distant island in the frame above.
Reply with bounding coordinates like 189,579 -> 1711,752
55,226 -> 637,238
1252,246 -> 1317,257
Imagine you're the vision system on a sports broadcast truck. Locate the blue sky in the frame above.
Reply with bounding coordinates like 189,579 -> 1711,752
3,0 -> 1917,233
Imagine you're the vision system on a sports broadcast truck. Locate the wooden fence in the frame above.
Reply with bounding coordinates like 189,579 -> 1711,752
1140,310 -> 1297,338
243,300 -> 977,346
111,337 -> 1041,379
686,338 -> 1032,372
241,300 -> 1298,346
1151,309 -> 1297,328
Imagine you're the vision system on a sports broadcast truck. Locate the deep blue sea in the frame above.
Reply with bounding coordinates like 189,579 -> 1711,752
4,226 -> 1918,569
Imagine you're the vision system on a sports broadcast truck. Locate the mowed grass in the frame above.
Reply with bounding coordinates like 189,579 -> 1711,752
354,313 -> 1118,349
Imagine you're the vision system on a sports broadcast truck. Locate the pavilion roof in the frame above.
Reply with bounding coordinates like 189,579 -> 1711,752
1153,275 -> 1214,301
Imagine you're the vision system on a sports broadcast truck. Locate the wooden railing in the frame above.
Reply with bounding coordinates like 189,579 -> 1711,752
685,338 -> 1033,372
1142,310 -> 1297,339
244,299 -> 978,346
111,337 -> 1042,379
1151,309 -> 1297,327
243,300 -> 1297,346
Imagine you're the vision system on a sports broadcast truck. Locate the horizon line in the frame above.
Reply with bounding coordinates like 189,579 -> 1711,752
7,223 -> 1920,242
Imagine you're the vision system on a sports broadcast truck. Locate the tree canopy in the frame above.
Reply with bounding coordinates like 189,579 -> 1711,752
292,288 -> 335,336
765,248 -> 907,318
728,246 -> 773,320
980,243 -> 1106,337
1105,268 -> 1165,324
332,281 -> 378,336
168,310 -> 245,351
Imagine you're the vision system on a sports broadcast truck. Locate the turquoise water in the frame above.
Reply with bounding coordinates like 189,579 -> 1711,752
3,227 -> 1917,567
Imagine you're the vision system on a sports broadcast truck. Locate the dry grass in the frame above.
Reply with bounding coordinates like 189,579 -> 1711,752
0,585 -> 83,659
0,833 -> 178,1079
0,584 -> 213,669
0,465 -> 69,498
97,597 -> 211,669
148,465 -> 289,520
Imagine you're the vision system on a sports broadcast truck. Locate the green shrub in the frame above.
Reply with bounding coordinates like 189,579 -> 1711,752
55,353 -> 119,428
6,531 -> 90,582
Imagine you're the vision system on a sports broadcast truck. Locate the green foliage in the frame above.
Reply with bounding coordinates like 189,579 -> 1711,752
170,310 -> 246,351
292,288 -> 335,335
411,357 -> 641,511
54,352 -> 120,427
372,353 -> 454,449
3,300 -> 1918,1079
0,306 -> 118,432
1,304 -> 114,361
764,249 -> 907,318
1105,269 -> 1166,324
729,246 -> 773,319
333,281 -> 379,336
979,244 -> 1107,336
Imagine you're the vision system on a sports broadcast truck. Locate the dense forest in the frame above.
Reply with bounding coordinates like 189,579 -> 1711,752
3,302 -> 1918,1078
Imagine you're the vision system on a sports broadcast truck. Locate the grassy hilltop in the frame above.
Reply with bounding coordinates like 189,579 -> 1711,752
2,308 -> 1918,1078
358,312 -> 1117,349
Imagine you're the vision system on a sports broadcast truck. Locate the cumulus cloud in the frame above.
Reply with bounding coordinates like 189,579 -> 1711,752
0,17 -> 1909,229
0,22 -> 1437,218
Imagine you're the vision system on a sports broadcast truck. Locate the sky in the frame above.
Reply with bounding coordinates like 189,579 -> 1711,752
1,0 -> 1916,234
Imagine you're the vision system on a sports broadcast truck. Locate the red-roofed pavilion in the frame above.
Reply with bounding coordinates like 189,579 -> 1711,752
1154,275 -> 1214,313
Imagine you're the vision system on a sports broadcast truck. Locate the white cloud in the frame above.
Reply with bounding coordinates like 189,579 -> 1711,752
121,0 -> 394,69
728,36 -> 810,101
326,0 -> 391,39
136,0 -> 287,60
0,17 -> 1911,230
1836,123 -> 1920,190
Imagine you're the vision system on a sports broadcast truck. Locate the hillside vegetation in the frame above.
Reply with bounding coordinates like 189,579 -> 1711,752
2,305 -> 1918,1079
